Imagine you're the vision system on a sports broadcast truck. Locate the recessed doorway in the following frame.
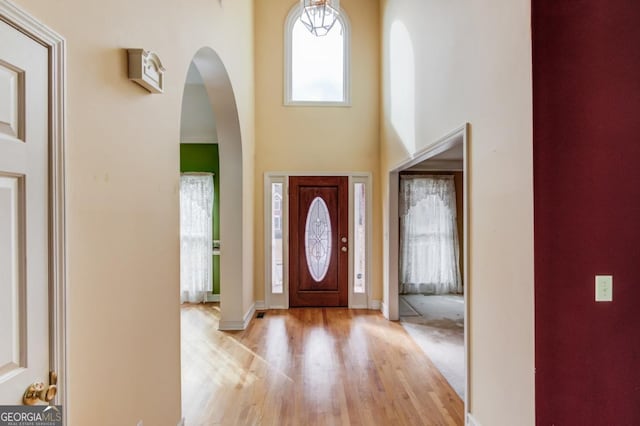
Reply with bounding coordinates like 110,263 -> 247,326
398,170 -> 465,399
264,173 -> 372,310
386,123 -> 470,409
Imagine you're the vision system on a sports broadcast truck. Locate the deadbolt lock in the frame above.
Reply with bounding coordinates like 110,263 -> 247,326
23,371 -> 58,405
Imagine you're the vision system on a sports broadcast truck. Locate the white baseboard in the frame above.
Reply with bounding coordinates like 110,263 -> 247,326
381,302 -> 389,319
218,303 -> 256,331
180,136 -> 217,143
206,293 -> 220,302
218,320 -> 245,330
243,303 -> 256,328
467,413 -> 481,426
251,300 -> 381,311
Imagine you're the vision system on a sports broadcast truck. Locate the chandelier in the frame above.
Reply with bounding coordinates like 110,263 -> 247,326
300,0 -> 340,37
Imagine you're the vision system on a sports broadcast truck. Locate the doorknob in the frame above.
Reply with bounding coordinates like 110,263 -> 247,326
341,237 -> 347,243
341,246 -> 347,252
23,371 -> 57,405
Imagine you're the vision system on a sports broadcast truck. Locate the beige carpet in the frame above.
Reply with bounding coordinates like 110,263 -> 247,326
399,294 -> 465,399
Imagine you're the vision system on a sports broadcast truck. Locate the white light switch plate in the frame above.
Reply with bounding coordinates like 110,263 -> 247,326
595,275 -> 613,302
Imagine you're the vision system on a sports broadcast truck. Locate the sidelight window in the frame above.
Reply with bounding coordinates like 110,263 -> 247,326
271,183 -> 284,294
353,183 -> 366,293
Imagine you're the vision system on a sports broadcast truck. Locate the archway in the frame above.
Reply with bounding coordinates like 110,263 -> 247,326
179,47 -> 244,329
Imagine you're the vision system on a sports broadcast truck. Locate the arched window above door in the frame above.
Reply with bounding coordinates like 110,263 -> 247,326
284,2 -> 351,106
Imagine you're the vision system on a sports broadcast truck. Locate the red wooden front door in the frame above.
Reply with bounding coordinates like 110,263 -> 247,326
289,176 -> 348,307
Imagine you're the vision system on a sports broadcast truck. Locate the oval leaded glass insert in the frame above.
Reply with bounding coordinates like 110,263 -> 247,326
305,197 -> 332,282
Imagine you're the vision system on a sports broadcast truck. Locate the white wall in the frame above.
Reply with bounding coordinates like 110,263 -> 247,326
380,0 -> 535,424
180,83 -> 218,142
13,0 -> 255,424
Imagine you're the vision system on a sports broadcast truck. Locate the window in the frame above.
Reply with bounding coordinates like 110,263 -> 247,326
179,174 -> 214,303
271,183 -> 284,294
284,3 -> 350,105
350,176 -> 370,308
353,182 -> 366,293
399,176 -> 462,294
273,194 -> 281,212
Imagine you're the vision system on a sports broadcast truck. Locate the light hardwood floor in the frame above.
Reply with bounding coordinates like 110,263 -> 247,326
181,304 -> 463,426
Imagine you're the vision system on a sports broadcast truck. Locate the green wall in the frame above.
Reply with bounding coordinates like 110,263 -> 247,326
180,144 -> 220,294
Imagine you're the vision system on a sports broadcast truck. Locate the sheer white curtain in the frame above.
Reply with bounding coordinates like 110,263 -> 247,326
180,174 -> 214,303
399,175 -> 462,294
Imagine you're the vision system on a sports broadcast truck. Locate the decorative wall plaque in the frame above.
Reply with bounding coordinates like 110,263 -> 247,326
127,49 -> 165,93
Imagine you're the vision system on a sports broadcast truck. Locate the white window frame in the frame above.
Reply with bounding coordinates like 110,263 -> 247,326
283,2 -> 351,106
349,176 -> 371,308
265,177 -> 288,307
264,172 -> 372,309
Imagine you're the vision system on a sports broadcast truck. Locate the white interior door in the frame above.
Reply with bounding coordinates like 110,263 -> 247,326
0,18 -> 51,404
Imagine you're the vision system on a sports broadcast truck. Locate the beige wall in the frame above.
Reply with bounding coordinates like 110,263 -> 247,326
380,0 -> 534,425
254,0 -> 381,301
13,0 -> 255,425
9,0 -> 534,422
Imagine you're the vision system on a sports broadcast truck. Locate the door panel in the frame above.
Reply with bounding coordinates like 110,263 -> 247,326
0,19 -> 50,404
289,176 -> 348,307
0,175 -> 25,379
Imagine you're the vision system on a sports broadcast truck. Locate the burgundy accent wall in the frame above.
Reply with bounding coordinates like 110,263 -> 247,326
533,1 -> 640,423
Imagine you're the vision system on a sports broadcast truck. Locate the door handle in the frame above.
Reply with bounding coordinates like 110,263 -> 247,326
341,246 -> 347,252
23,371 -> 57,405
